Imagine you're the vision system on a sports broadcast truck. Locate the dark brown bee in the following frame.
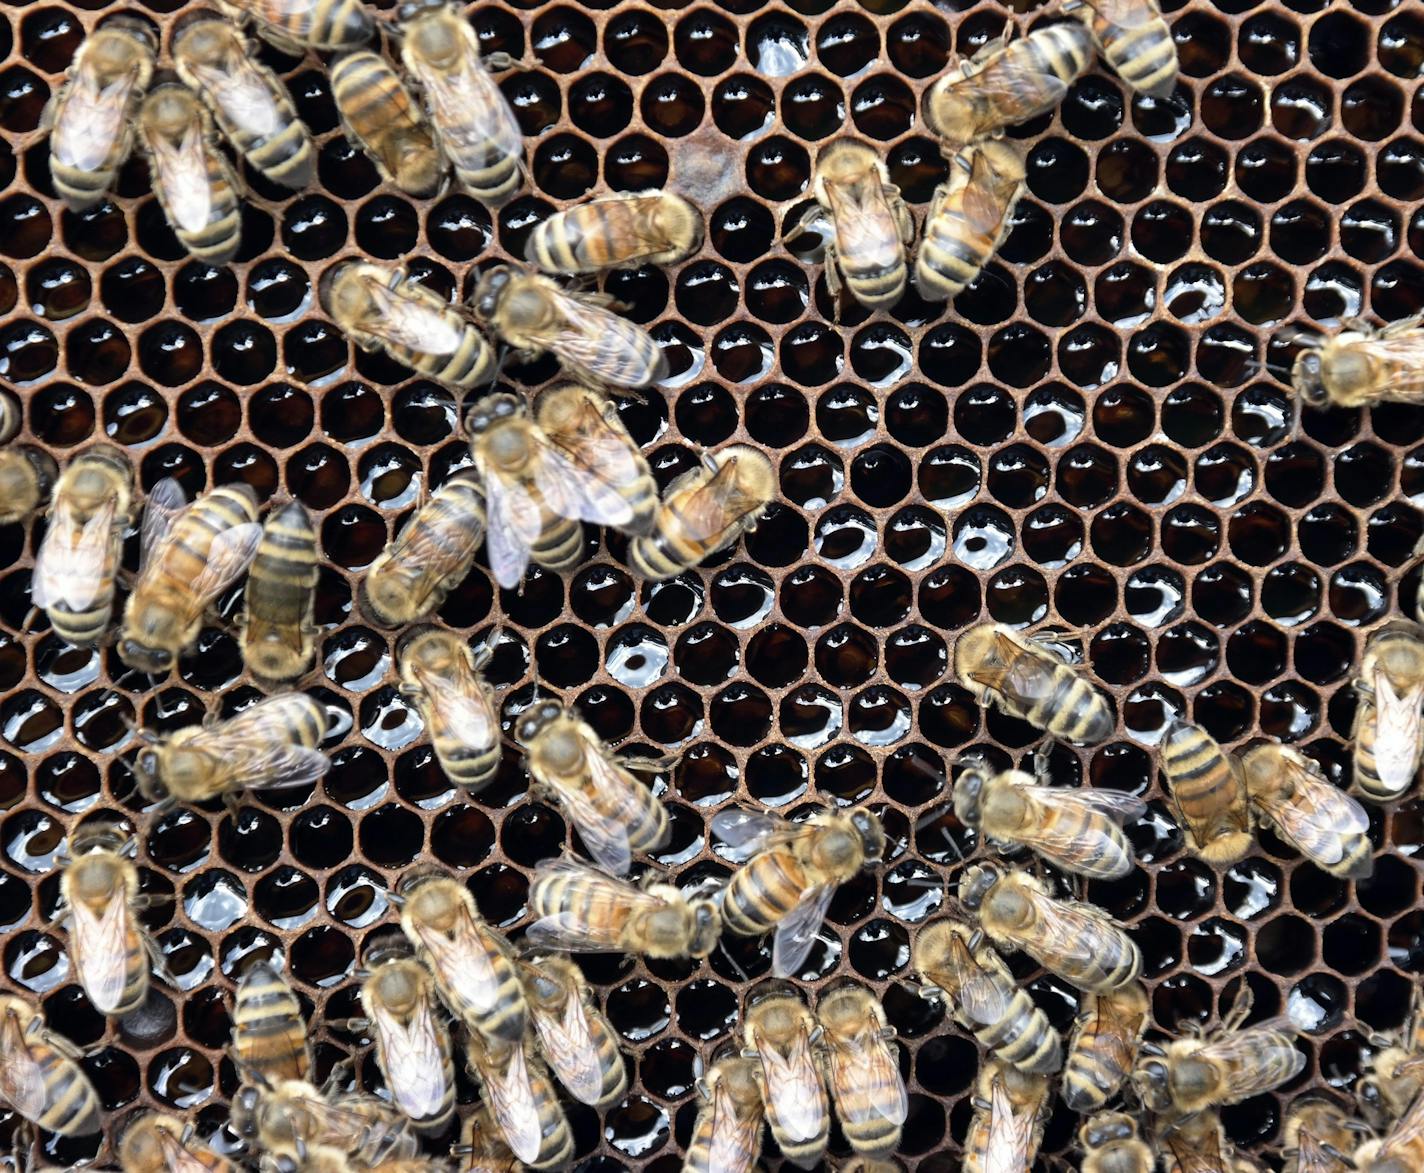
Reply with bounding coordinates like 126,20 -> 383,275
331,51 -> 444,197
1161,719 -> 1253,866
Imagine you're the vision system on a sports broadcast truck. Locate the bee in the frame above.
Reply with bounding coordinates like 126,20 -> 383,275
916,140 -> 1026,302
815,983 -> 907,1158
954,623 -> 1115,745
1080,1112 -> 1153,1173
519,954 -> 627,1109
463,1033 -> 573,1171
963,1059 -> 1050,1173
743,992 -> 830,1170
1063,0 -> 1177,97
215,0 -> 374,55
629,445 -> 775,581
1348,1087 -> 1424,1173
399,0 -> 524,207
1283,1094 -> 1362,1173
171,13 -> 314,190
516,700 -> 671,875
321,262 -> 496,391
239,1079 -> 418,1166
1062,981 -> 1149,1113
40,16 -> 157,211
1158,1111 -> 1235,1173
0,442 -> 56,526
526,190 -> 702,274
1239,742 -> 1373,879
1290,314 -> 1424,410
359,469 -> 488,629
119,1111 -> 237,1173
397,627 -> 500,793
231,960 -> 312,1088
331,51 -> 444,197
117,478 -> 262,674
238,501 -> 319,685
31,444 -> 134,648
459,1106 -> 521,1173
131,692 -> 331,810
470,264 -> 668,391
397,870 -> 526,1043
1358,983 -> 1424,1126
959,863 -> 1141,993
683,1052 -> 764,1173
913,917 -> 1062,1075
525,857 -> 722,960
360,945 -> 456,1128
712,805 -> 885,978
1352,621 -> 1424,803
1161,719 -> 1254,866
0,993 -> 101,1136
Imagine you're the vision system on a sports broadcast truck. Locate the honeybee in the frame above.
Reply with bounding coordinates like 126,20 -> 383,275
321,262 -> 496,391
954,623 -> 1115,745
331,51 -> 443,197
131,692 -> 330,810
516,700 -> 671,875
1158,1111 -> 1235,1173
118,478 -> 262,674
916,140 -> 1026,302
959,864 -> 1141,993
239,501 -> 319,685
913,917 -> 1062,1075
742,993 -> 829,1170
1290,314 -> 1424,410
397,870 -> 526,1043
119,1111 -> 237,1173
171,13 -> 314,190
1349,1088 -> 1424,1173
31,444 -> 134,648
215,0 -> 374,55
231,960 -> 312,1087
527,190 -> 702,274
399,0 -> 524,207
0,994 -> 101,1136
525,857 -> 722,960
0,444 -> 56,526
239,1079 -> 418,1165
925,22 -> 1095,148
1063,0 -> 1177,96
1239,742 -> 1373,879
629,445 -> 775,581
1283,1094 -> 1362,1173
463,1033 -> 573,1171
683,1052 -> 764,1173
713,805 -> 885,979
360,946 -> 456,1128
470,264 -> 668,391
1161,720 -> 1253,866
1358,983 -> 1424,1126
799,139 -> 913,310
40,16 -> 157,211
397,627 -> 500,793
815,984 -> 907,1158
1352,621 -> 1424,802
519,954 -> 627,1109
459,1106 -> 521,1173
1062,981 -> 1149,1113
1080,1112 -> 1153,1173
963,1059 -> 1050,1173
359,469 -> 487,628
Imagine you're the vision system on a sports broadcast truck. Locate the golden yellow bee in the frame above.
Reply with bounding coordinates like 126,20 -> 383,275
471,264 -> 668,390
172,13 -> 314,190
331,51 -> 444,197
743,992 -> 829,1170
215,0 -> 374,55
963,1059 -> 1050,1173
459,1106 -> 522,1173
527,190 -> 702,274
231,960 -> 311,1088
1353,621 -> 1424,802
463,1033 -> 573,1171
1352,1088 -> 1424,1173
32,444 -> 133,648
1161,719 -> 1254,866
1158,1111 -> 1236,1173
397,627 -> 500,793
959,864 -> 1141,993
916,140 -> 1026,303
238,1078 -> 418,1166
1291,314 -> 1424,410
322,263 -> 497,391
815,983 -> 907,1158
1239,742 -> 1373,879
520,954 -> 627,1109
119,1111 -> 237,1173
0,993 -> 101,1136
118,478 -> 262,674
629,445 -> 775,581
1062,981 -> 1149,1113
1080,1112 -> 1154,1173
0,439 -> 56,526
239,500 -> 319,685
360,946 -> 456,1128
1283,1094 -> 1362,1173
1064,0 -> 1177,96
683,1051 -> 764,1173
525,857 -> 721,960
713,805 -> 885,978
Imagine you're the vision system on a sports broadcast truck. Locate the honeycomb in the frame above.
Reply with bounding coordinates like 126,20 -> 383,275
2,0 -> 1424,1163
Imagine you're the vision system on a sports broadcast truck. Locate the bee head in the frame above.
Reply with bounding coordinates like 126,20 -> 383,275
465,393 -> 522,437
130,747 -> 170,805
952,768 -> 988,828
396,0 -> 445,21
1081,1114 -> 1135,1149
957,863 -> 998,911
1291,347 -> 1330,407
472,266 -> 514,322
1133,1058 -> 1172,1112
850,808 -> 885,864
98,14 -> 159,56
515,700 -> 564,746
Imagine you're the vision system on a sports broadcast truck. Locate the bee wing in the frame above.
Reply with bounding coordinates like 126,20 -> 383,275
1163,1122 -> 1226,1173
187,520 -> 263,610
667,453 -> 762,545
411,916 -> 507,1019
410,660 -> 497,752
983,1077 -> 1035,1173
977,58 -> 1071,120
139,477 -> 188,572
152,120 -> 216,233
770,882 -> 835,979
707,1076 -> 762,1173
532,992 -> 604,1105
418,51 -> 524,164
53,70 -> 134,170
1080,0 -> 1162,30
1015,884 -> 1126,971
548,294 -> 668,387
32,496 -> 116,611
942,937 -> 1014,1027
228,741 -> 332,790
480,1042 -> 545,1164
190,59 -> 283,137
1384,1093 -> 1424,1157
556,786 -> 633,877
759,1026 -> 825,1143
1197,1024 -> 1304,1081
710,807 -> 790,862
823,176 -> 903,272
0,1015 -> 49,1121
69,890 -> 133,1014
154,1126 -> 216,1173
364,279 -> 466,356
373,997 -> 450,1121
1250,758 -> 1369,870
961,149 -> 1022,236
829,1028 -> 908,1126
479,469 -> 543,590
525,912 -> 623,953
1017,786 -> 1145,879
1370,671 -> 1424,791
536,397 -> 641,528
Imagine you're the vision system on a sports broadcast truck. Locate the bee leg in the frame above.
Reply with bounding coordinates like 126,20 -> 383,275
255,27 -> 310,58
144,933 -> 179,988
822,242 -> 844,324
890,193 -> 915,246
482,51 -> 536,72
1031,740 -> 1055,783
1220,982 -> 1253,1032
321,1057 -> 357,1095
325,1016 -> 373,1034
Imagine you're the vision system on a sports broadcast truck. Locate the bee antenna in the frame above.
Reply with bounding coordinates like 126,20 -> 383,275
912,800 -> 953,833
716,940 -> 749,984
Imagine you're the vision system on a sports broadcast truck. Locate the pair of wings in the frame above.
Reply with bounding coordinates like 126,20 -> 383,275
529,983 -> 606,1105
662,455 -> 763,545
980,1077 -> 1044,1173
182,696 -> 330,792
754,1023 -> 826,1144
473,1041 -> 545,1164
69,891 -> 136,1014
930,931 -> 1019,1029
31,495 -> 120,614
1008,784 -> 1146,879
1367,669 -> 1424,792
825,1027 -> 909,1128
541,289 -> 669,388
990,881 -> 1137,983
1071,988 -> 1147,1080
149,122 -> 220,234
363,276 -> 473,359
943,147 -> 1023,239
409,36 -> 523,170
965,630 -> 1066,706
371,997 -> 451,1121
1248,755 -> 1369,873
823,175 -> 905,273
1194,1028 -> 1305,1097
407,657 -> 499,754
525,858 -> 669,953
0,1011 -> 50,1122
187,58 -> 284,139
534,743 -> 663,876
53,71 -> 135,170
406,912 -> 510,1023
139,478 -> 263,626
702,1077 -> 763,1173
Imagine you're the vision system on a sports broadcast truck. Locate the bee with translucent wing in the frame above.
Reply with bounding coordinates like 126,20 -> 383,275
963,1059 -> 1051,1173
358,941 -> 456,1129
463,1033 -> 573,1171
1283,1094 -> 1364,1173
1063,0 -> 1177,97
527,190 -> 702,274
1080,1112 -> 1154,1173
1062,981 -> 1149,1112
1291,314 -> 1424,409
682,1050 -> 764,1173
118,1111 -> 238,1173
743,992 -> 829,1170
240,500 -> 319,685
1240,741 -> 1373,878
331,51 -> 443,197
520,954 -> 627,1109
231,960 -> 311,1088
916,139 -> 1027,303
1352,621 -> 1424,803
235,1078 -> 418,1166
815,983 -> 908,1158
1342,1085 -> 1424,1173
397,627 -> 501,793
459,1106 -> 522,1173
215,0 -> 375,52
0,994 -> 101,1136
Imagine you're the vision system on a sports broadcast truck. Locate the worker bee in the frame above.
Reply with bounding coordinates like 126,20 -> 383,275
516,700 -> 671,875
1161,719 -> 1254,866
1358,983 -> 1424,1126
954,623 -> 1115,745
1063,0 -> 1176,96
463,1033 -> 573,1171
321,262 -> 496,391
519,954 -> 627,1109
1283,1094 -> 1362,1173
231,960 -> 311,1088
397,870 -> 526,1043
525,857 -> 722,960
131,692 -> 330,810
1290,314 -> 1424,410
470,264 -> 668,390
360,944 -> 456,1129
118,478 -> 262,674
0,443 -> 56,526
31,444 -> 134,648
963,1059 -> 1050,1173
743,992 -> 830,1170
1349,1088 -> 1424,1173
535,383 -> 658,534
119,1111 -> 237,1173
1158,1111 -> 1235,1173
237,1079 -> 418,1165
1080,1112 -> 1154,1173
40,16 -> 157,211
171,13 -> 314,190
399,0 -> 524,207
959,864 -> 1141,993
526,190 -> 702,274
712,805 -> 886,978
359,469 -> 487,628
397,627 -> 500,793
1239,742 -> 1373,879
815,983 -> 908,1158
239,501 -> 319,686
925,21 -> 1095,148
0,993 -> 101,1136
683,1051 -> 764,1173
331,51 -> 444,197
459,1106 -> 522,1173
1352,621 -> 1424,802
628,445 -> 775,581
916,140 -> 1026,303
1062,981 -> 1149,1113
215,0 -> 374,56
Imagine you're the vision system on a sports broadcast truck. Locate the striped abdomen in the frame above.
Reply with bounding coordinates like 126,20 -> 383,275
1090,5 -> 1177,97
331,52 -> 441,197
917,190 -> 998,301
721,849 -> 807,936
585,1010 -> 628,1108
34,1039 -> 101,1135
527,195 -> 695,273
223,0 -> 375,53
1162,721 -> 1252,862
530,514 -> 583,572
233,965 -> 311,1085
0,449 -> 55,524
160,486 -> 261,597
529,871 -> 633,950
523,1061 -> 574,1170
167,145 -> 243,266
1352,696 -> 1402,800
979,23 -> 1094,125
379,295 -> 494,390
242,501 -> 318,683
1062,984 -> 1147,1112
213,69 -> 313,189
974,985 -> 1062,1075
364,474 -> 486,625
1012,664 -> 1114,745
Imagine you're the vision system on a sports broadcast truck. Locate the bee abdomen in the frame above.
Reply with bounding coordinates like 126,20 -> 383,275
530,515 -> 583,572
244,115 -> 315,189
1032,671 -> 1113,744
1352,698 -> 1395,799
916,221 -> 988,300
455,152 -> 522,208
528,1072 -> 575,1169
980,993 -> 1062,1075
1023,21 -> 1096,82
247,503 -> 318,625
50,599 -> 113,647
722,854 -> 806,935
1099,18 -> 1177,96
36,1045 -> 102,1136
628,530 -> 683,581
51,160 -> 118,210
432,736 -> 500,791
845,262 -> 907,308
